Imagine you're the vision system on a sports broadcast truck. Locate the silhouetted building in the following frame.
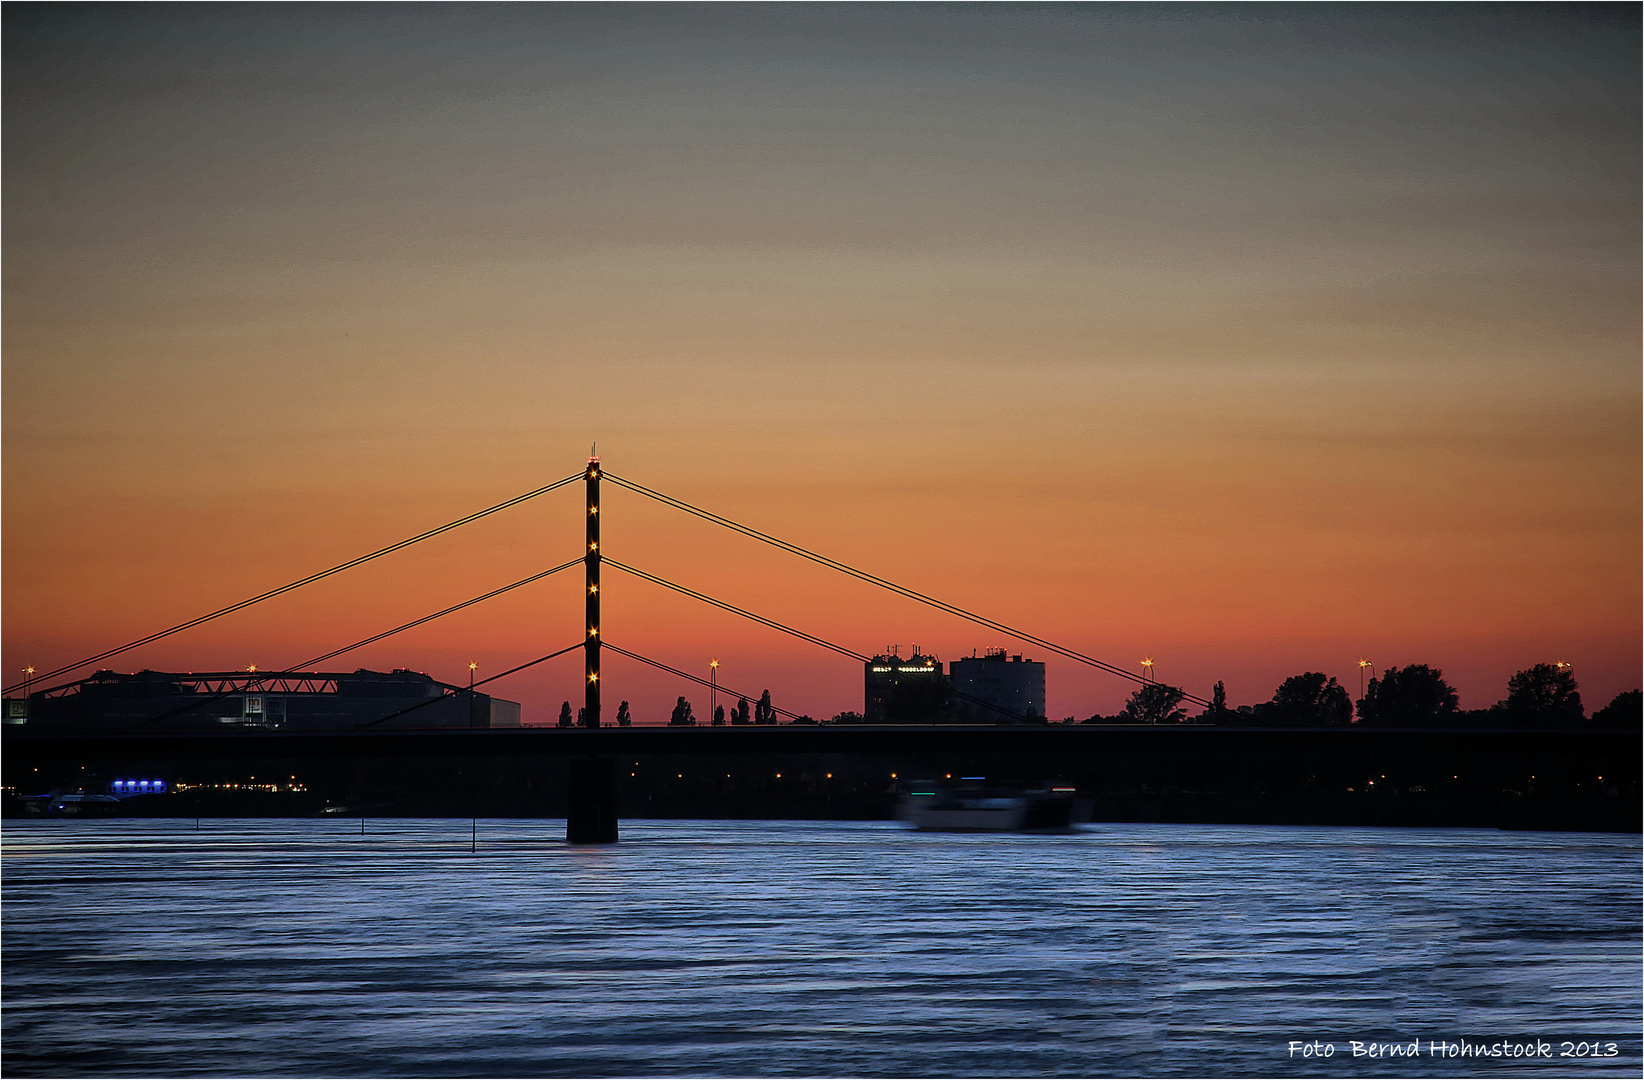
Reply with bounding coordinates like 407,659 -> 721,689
863,650 -> 952,723
6,668 -> 521,733
949,649 -> 1045,723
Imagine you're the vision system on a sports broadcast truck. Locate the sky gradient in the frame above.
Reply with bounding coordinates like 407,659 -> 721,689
5,5 -> 1639,724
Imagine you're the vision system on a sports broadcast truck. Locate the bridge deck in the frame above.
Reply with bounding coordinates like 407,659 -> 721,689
5,725 -> 1636,760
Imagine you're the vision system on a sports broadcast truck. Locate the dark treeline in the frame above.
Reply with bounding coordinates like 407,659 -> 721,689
539,666 -> 1639,730
540,692 -> 802,727
571,691 -> 776,727
1077,665 -> 1641,730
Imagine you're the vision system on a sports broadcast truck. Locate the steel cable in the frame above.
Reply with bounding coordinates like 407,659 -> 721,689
354,641 -> 585,730
604,559 -> 869,663
9,473 -> 582,694
603,566 -> 1044,724
602,643 -> 810,723
603,472 -> 1207,708
117,560 -> 583,732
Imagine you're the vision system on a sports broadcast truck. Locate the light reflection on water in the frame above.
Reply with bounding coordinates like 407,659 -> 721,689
2,820 -> 1638,1077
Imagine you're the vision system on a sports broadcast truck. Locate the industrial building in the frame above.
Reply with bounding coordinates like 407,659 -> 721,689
3,668 -> 521,733
948,649 -> 1046,723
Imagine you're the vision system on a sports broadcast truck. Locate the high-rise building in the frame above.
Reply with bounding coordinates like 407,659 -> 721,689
949,649 -> 1046,723
862,650 -> 951,723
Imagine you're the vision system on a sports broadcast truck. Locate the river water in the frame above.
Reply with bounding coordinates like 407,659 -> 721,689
2,820 -> 1638,1077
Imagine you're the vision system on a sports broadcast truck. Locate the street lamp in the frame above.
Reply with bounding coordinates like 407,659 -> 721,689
1358,660 -> 1374,699
710,659 -> 719,724
1141,658 -> 1154,684
22,667 -> 34,698
469,661 -> 478,691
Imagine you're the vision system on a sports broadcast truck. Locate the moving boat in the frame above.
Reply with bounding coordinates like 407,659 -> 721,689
898,778 -> 1080,832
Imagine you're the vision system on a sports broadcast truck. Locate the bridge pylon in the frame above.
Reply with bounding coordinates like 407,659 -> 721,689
569,448 -> 617,843
584,450 -> 601,728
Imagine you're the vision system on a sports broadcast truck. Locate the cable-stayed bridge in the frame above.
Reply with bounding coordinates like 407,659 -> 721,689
6,453 -> 1202,727
6,455 -> 1634,840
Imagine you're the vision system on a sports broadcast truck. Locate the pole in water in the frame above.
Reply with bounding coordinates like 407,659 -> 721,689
471,818 -> 476,853
361,816 -> 365,836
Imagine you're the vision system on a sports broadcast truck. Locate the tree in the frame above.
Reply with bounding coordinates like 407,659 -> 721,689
712,704 -> 725,726
831,710 -> 864,725
731,697 -> 751,725
616,700 -> 631,727
1199,680 -> 1230,722
755,690 -> 776,725
1260,673 -> 1352,727
1495,663 -> 1583,727
1120,683 -> 1187,725
557,701 -> 573,728
1591,689 -> 1641,730
1356,665 -> 1458,727
668,696 -> 695,727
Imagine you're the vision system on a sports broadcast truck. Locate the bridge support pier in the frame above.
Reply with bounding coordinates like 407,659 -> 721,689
566,757 -> 618,843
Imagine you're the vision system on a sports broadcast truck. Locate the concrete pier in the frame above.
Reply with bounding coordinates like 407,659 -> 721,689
566,757 -> 618,843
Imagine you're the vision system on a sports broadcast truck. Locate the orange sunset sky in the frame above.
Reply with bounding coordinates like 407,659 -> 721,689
5,6 -> 1639,724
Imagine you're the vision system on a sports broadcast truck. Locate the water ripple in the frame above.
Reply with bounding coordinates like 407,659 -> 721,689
3,820 -> 1638,1077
